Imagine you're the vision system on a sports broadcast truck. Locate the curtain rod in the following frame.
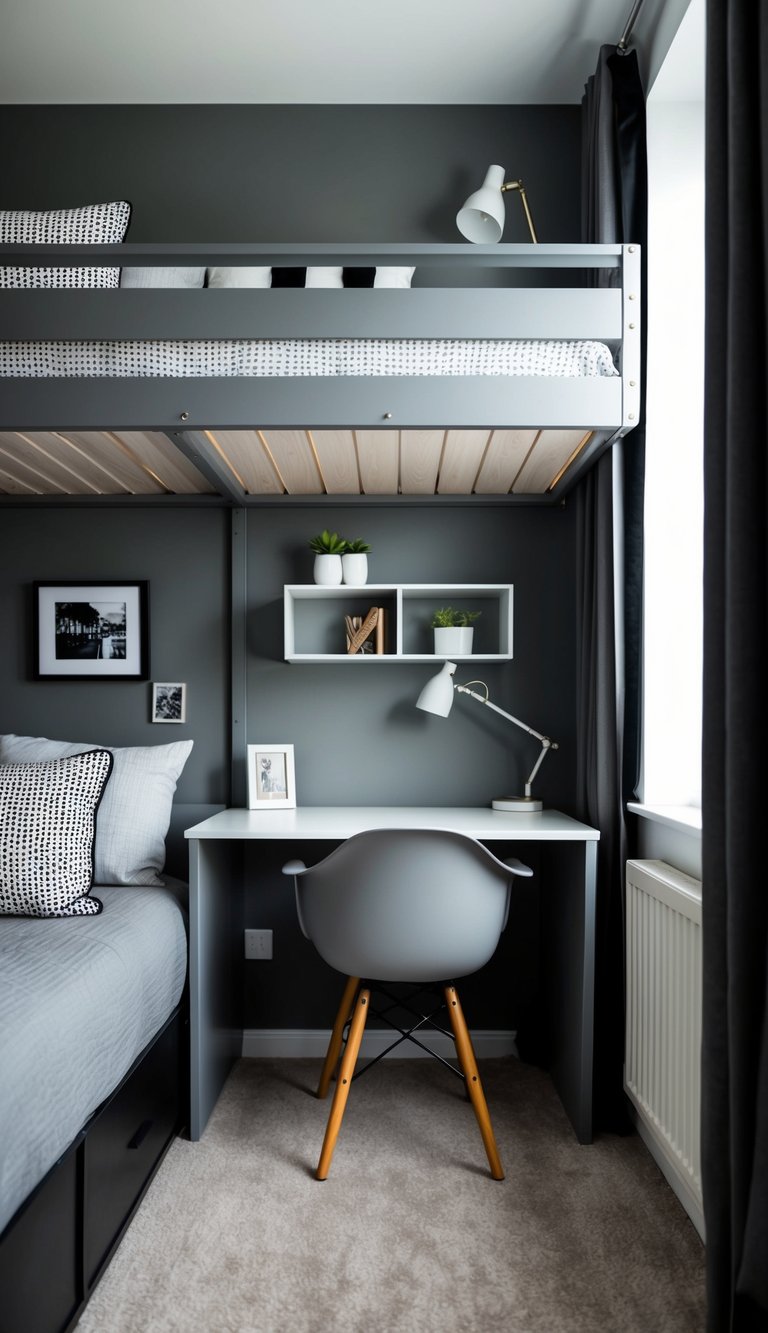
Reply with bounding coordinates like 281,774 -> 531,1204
617,0 -> 646,51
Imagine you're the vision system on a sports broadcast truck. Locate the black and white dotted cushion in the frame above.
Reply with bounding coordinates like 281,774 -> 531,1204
0,201 -> 131,289
0,750 -> 113,917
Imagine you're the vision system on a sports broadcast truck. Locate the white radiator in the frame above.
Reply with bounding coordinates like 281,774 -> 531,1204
624,858 -> 704,1237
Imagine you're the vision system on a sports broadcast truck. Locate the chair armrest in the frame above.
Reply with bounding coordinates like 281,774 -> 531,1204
503,857 -> 534,878
282,859 -> 308,876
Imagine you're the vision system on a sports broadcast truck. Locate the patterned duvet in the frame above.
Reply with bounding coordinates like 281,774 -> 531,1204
0,338 -> 619,378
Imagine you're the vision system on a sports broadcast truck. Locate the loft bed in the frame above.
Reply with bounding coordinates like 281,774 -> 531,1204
0,242 -> 641,503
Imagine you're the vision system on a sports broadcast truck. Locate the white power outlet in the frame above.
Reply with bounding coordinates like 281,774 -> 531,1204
244,928 -> 273,960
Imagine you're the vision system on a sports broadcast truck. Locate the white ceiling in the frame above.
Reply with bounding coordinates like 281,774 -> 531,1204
2,0 -> 687,105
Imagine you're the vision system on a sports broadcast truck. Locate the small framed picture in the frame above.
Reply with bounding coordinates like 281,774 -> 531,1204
34,581 -> 149,680
247,743 -> 296,810
152,682 -> 187,723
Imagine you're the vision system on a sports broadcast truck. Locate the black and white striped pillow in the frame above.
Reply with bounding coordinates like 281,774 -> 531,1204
0,200 -> 132,289
206,266 -> 414,288
0,750 -> 113,917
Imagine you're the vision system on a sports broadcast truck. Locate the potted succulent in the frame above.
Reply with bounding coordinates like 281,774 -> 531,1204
431,607 -> 481,655
341,538 -> 371,586
309,530 -> 347,585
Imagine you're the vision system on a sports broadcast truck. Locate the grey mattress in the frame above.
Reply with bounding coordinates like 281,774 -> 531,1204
0,886 -> 187,1235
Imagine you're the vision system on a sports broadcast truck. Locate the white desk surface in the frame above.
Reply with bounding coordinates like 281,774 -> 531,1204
185,806 -> 599,842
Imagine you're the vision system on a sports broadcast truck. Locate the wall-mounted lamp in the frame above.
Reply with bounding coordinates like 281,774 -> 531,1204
456,164 -> 538,244
415,660 -> 557,811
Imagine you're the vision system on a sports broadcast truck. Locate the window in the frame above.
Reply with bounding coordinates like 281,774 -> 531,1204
641,0 -> 705,810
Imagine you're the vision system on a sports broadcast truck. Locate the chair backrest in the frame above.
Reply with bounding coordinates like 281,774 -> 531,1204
289,828 -> 532,983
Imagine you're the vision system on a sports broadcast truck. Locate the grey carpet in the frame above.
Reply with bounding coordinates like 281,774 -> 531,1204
76,1057 -> 706,1332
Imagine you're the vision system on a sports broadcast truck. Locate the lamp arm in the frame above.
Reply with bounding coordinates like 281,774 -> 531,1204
455,685 -> 555,747
500,180 -> 538,243
455,684 -> 558,798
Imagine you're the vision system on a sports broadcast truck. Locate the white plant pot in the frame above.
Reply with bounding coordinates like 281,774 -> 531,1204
342,553 -> 368,585
313,553 -> 343,586
433,626 -> 474,655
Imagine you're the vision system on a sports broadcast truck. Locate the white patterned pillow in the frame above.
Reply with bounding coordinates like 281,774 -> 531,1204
0,200 -> 131,289
0,735 -> 192,886
0,751 -> 113,917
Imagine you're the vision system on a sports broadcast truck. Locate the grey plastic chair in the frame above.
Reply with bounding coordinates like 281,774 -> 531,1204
282,827 -> 533,1181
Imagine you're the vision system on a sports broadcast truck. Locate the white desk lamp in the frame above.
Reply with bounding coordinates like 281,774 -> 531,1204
415,660 -> 558,812
456,165 -> 538,244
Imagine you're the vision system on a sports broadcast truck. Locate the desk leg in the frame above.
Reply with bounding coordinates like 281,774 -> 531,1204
540,841 -> 597,1144
188,838 -> 244,1141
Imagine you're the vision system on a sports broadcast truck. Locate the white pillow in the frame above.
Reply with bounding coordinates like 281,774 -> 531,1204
0,751 -> 113,917
374,267 -> 415,288
206,267 -> 272,288
305,267 -> 343,288
0,735 -> 193,886
121,267 -> 205,288
0,201 -> 131,289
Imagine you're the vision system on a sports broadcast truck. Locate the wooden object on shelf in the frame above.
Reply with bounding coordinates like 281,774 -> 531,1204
346,607 -> 380,655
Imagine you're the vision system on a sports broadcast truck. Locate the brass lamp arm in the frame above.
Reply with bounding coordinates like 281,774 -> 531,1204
500,180 -> 538,243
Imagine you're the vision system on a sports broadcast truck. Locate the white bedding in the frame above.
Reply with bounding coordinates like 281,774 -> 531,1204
0,338 -> 618,378
0,885 -> 186,1235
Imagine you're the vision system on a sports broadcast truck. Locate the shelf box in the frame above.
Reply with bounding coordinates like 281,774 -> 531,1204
284,584 -> 513,662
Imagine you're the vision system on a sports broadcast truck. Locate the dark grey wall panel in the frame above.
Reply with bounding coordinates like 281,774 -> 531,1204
242,502 -> 578,1030
246,504 -> 576,808
0,104 -> 581,248
0,508 -> 230,810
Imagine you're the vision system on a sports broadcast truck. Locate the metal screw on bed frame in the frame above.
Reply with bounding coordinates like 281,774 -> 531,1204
383,412 -> 392,419
180,411 -> 190,421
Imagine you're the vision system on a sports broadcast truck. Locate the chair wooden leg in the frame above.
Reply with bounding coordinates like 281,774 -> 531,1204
444,984 -> 505,1180
316,987 -> 370,1180
317,975 -> 361,1099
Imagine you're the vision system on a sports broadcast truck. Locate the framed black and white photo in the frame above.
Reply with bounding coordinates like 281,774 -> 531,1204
152,682 -> 187,723
247,743 -> 296,810
34,581 -> 149,680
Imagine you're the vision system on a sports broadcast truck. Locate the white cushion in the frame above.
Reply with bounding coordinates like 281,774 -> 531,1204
305,267 -> 343,288
0,201 -> 131,289
374,267 -> 415,288
121,266 -> 205,288
0,735 -> 193,886
0,751 -> 113,917
206,267 -> 272,288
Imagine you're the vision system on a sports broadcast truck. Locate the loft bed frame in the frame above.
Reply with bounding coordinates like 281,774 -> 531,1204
0,242 -> 640,502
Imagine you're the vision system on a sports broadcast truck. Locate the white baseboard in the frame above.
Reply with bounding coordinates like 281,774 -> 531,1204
242,1028 -> 518,1060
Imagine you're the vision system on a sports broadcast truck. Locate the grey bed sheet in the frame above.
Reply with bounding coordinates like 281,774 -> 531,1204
0,885 -> 187,1235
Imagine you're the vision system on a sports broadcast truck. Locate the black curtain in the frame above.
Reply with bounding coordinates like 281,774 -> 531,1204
578,46 -> 647,1130
702,4 -> 768,1329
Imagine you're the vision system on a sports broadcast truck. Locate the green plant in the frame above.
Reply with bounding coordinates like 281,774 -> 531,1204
431,607 -> 482,628
344,538 -> 372,554
308,529 -> 347,555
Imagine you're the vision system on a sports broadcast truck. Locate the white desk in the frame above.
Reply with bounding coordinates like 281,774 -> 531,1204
185,807 -> 599,1143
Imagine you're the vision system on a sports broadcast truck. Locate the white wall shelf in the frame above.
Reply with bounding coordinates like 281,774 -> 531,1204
284,584 -> 513,662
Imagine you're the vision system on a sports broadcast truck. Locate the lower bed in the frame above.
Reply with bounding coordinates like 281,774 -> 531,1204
0,885 -> 187,1237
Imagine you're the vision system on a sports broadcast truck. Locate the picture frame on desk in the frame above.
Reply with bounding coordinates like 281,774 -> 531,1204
247,743 -> 296,810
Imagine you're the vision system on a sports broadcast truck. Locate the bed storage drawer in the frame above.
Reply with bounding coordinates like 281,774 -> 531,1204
0,1145 -> 81,1333
84,1013 -> 181,1286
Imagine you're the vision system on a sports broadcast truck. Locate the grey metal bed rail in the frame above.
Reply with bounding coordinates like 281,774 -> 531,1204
0,243 -> 641,444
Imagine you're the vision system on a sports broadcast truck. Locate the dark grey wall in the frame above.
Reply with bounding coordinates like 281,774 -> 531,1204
0,507 -> 231,824
0,104 -> 582,246
242,501 -> 577,1029
246,505 -> 575,808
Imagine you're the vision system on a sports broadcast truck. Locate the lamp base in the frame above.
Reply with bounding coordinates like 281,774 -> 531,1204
491,796 -> 543,813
